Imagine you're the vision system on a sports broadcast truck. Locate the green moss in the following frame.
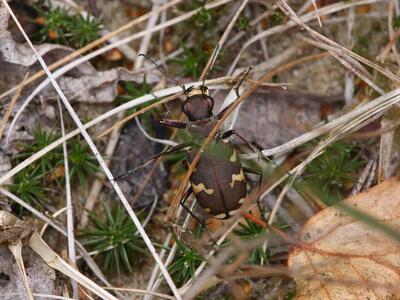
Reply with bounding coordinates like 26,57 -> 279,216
81,204 -> 147,274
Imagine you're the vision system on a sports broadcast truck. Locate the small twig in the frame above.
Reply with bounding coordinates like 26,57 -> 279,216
311,0 -> 322,27
351,159 -> 375,195
56,98 -> 78,298
9,241 -> 34,300
39,207 -> 68,236
225,10 -> 271,48
377,27 -> 400,63
0,73 -> 28,140
365,160 -> 377,189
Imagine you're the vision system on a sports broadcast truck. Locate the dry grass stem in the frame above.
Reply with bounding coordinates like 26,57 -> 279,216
0,73 -> 28,140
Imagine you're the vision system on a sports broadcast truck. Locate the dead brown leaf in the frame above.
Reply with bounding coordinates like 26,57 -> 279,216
288,178 -> 400,299
0,210 -> 33,244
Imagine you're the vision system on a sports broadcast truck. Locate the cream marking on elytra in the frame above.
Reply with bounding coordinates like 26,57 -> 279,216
230,149 -> 237,162
222,139 -> 229,143
228,208 -> 241,216
204,208 -> 211,213
229,169 -> 245,188
192,182 -> 214,195
238,197 -> 245,204
214,213 -> 226,219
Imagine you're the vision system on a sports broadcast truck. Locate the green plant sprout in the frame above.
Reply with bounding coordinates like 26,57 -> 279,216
117,76 -> 160,134
303,141 -> 365,202
34,3 -> 101,48
118,77 -> 152,104
67,140 -> 99,186
170,44 -> 210,78
15,128 -> 98,186
81,204 -> 147,274
67,14 -> 102,48
236,16 -> 250,31
34,5 -> 70,45
234,218 -> 269,265
193,7 -> 216,29
15,127 -> 62,175
353,35 -> 370,57
168,239 -> 205,286
8,166 -> 48,213
269,11 -> 285,26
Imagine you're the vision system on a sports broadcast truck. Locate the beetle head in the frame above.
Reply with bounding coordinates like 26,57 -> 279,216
182,86 -> 214,121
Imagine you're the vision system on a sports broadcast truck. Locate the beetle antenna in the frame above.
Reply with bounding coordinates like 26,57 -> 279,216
200,43 -> 220,87
139,53 -> 187,95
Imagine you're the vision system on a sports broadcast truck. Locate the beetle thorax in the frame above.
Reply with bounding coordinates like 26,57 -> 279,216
187,118 -> 219,140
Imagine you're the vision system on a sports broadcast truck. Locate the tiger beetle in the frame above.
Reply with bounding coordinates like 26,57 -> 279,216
114,50 -> 269,223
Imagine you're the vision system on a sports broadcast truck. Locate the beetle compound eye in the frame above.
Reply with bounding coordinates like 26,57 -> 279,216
182,101 -> 194,115
206,96 -> 214,110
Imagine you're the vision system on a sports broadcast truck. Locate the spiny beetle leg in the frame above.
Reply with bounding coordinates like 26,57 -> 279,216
243,167 -> 268,224
112,142 -> 191,182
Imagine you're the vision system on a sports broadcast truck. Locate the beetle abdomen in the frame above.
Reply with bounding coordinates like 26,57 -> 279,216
187,140 -> 246,219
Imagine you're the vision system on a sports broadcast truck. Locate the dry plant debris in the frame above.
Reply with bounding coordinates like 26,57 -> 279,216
289,178 -> 400,299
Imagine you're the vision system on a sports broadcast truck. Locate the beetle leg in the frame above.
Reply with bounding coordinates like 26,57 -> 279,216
160,118 -> 187,128
159,109 -> 188,128
180,186 -> 207,227
112,142 -> 191,181
243,167 -> 268,224
220,129 -> 272,164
